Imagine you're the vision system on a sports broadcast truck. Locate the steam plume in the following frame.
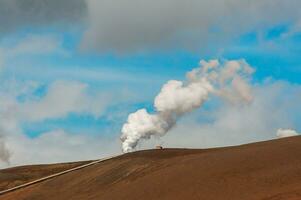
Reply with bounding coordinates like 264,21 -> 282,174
0,137 -> 11,164
120,59 -> 254,153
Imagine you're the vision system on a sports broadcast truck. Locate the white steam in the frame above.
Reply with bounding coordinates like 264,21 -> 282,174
0,137 -> 11,164
120,59 -> 254,152
276,128 -> 299,138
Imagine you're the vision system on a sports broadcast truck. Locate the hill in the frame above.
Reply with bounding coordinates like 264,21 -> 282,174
1,136 -> 301,200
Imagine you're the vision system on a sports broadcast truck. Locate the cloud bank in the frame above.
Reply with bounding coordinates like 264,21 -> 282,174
81,0 -> 301,52
1,1 -> 301,53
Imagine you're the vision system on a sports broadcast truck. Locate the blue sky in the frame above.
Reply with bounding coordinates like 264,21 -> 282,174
0,0 -> 300,167
4,26 -> 300,136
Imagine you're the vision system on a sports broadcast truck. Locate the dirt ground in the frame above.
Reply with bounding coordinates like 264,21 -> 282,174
0,160 -> 91,191
1,136 -> 301,200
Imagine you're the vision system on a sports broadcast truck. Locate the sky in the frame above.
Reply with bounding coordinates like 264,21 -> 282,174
0,0 -> 300,168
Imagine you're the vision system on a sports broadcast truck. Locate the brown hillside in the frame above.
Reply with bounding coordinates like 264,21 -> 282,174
1,136 -> 301,200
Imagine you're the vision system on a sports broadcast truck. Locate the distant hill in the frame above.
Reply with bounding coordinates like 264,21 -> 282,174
1,136 -> 301,200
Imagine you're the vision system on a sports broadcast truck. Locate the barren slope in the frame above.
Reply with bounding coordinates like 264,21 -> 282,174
0,161 -> 91,191
2,136 -> 301,200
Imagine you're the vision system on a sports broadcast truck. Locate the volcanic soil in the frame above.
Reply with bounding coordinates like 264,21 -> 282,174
1,136 -> 301,200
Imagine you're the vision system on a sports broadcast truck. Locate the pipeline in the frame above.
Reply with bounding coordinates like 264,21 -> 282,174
0,155 -> 118,196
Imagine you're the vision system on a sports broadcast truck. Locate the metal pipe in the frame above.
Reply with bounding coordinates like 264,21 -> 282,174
0,155 -> 118,196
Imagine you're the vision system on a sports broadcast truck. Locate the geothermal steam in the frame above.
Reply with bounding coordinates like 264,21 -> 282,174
0,136 -> 10,164
120,59 -> 254,153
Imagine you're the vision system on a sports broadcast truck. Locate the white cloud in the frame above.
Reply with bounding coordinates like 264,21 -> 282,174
18,79 -> 145,122
3,34 -> 68,57
2,129 -> 120,168
20,81 -> 91,121
276,128 -> 299,138
0,139 -> 10,164
280,20 -> 301,39
0,34 -> 69,73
